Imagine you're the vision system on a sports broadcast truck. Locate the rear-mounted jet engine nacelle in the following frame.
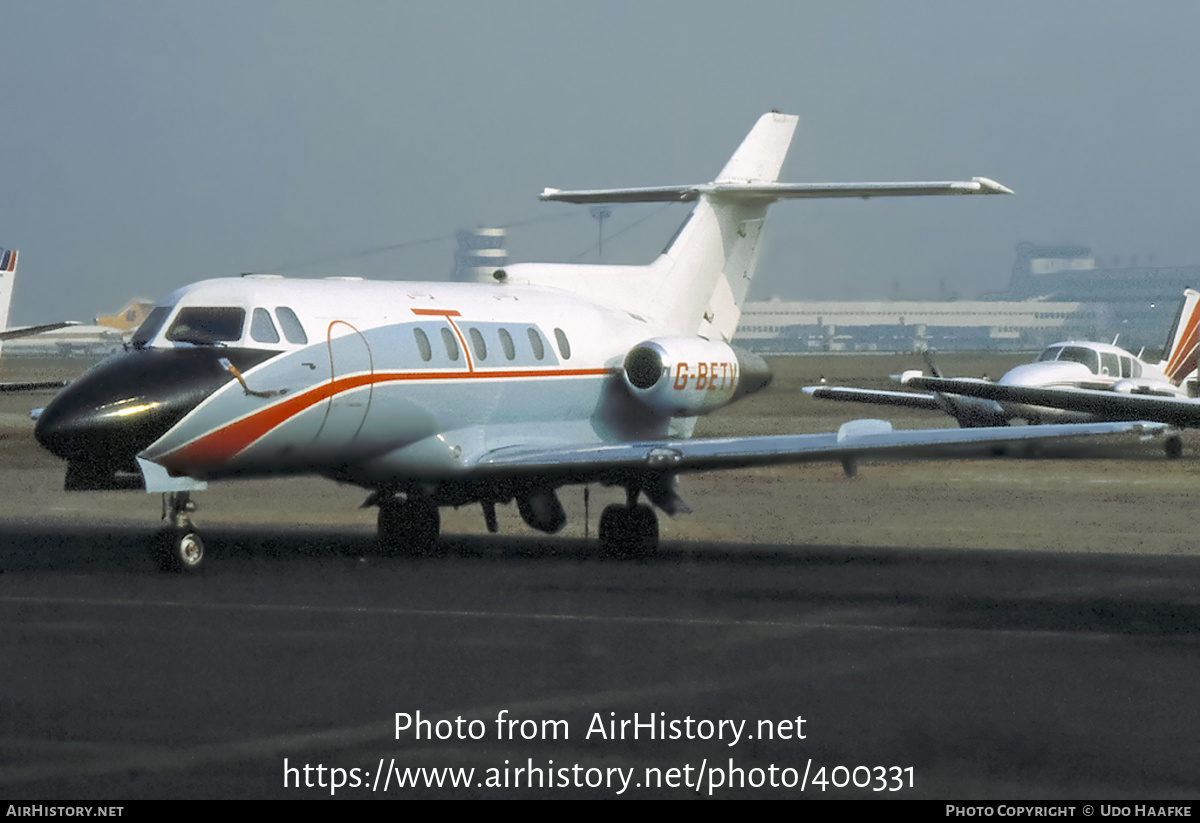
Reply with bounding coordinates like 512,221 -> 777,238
622,336 -> 773,416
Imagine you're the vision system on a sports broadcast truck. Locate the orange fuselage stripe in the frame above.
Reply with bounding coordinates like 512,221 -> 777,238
161,366 -> 610,468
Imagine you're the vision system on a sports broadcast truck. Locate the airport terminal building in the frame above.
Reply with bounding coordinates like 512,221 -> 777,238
735,243 -> 1200,355
735,298 -> 1105,353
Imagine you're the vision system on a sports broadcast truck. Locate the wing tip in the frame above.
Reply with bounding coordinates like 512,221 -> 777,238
972,177 -> 1014,195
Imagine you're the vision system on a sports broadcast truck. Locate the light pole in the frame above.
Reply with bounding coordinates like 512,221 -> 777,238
589,206 -> 612,261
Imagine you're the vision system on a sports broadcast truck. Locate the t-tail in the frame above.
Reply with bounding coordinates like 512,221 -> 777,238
534,112 -> 1012,341
1158,287 -> 1200,386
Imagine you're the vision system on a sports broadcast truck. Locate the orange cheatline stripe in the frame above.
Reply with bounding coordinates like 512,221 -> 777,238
445,317 -> 474,372
411,308 -> 461,317
160,366 -> 611,468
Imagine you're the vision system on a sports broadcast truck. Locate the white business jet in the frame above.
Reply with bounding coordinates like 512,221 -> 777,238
33,113 -> 1145,571
806,288 -> 1200,457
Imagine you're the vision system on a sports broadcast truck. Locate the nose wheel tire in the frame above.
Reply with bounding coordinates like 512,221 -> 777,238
154,528 -> 205,573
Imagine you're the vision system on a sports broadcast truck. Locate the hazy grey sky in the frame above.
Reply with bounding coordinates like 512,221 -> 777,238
4,1 -> 1200,324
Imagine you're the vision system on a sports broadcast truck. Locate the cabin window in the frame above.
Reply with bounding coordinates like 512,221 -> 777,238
1099,352 -> 1119,376
553,327 -> 571,360
275,307 -> 308,344
1058,346 -> 1100,374
166,307 -> 246,345
441,327 -> 460,361
250,308 -> 280,344
498,328 -> 515,360
1119,355 -> 1134,379
468,327 -> 487,361
131,306 -> 171,348
527,327 -> 545,360
413,328 -> 432,362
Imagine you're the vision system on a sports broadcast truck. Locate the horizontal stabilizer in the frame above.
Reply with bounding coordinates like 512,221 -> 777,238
540,177 -> 1012,205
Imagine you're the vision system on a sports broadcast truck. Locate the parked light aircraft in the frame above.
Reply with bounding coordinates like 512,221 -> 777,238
32,113 -> 1150,571
0,249 -> 79,390
805,288 -> 1200,457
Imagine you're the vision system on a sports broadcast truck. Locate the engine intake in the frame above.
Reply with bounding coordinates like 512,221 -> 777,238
621,336 -> 772,416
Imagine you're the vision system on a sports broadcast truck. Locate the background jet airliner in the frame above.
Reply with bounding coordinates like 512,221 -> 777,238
32,113 -> 1147,571
805,288 -> 1200,457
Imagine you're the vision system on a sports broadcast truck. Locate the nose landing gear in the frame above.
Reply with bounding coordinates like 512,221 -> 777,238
154,491 -> 204,572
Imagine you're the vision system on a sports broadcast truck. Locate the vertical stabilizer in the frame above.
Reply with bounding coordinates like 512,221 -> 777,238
0,250 -> 19,357
1159,287 -> 1200,385
715,112 -> 801,184
651,112 -> 799,339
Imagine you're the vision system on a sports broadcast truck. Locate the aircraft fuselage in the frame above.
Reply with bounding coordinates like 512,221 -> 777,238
35,275 -> 764,500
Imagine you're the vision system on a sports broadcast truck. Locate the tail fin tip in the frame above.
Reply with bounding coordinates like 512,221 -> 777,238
715,112 -> 800,184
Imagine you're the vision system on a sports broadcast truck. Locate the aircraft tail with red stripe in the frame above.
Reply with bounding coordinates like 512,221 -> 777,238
1158,288 -> 1200,386
0,249 -> 18,355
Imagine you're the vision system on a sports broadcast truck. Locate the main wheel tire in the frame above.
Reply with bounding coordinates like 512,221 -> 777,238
598,504 -> 658,557
598,504 -> 626,557
1166,435 -> 1184,459
377,498 -> 441,556
628,504 -> 659,554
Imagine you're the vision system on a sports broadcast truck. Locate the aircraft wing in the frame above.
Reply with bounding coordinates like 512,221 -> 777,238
0,380 -> 68,392
476,419 -> 1157,481
0,322 -> 79,391
803,385 -> 943,411
906,376 -> 1200,428
0,321 -> 80,341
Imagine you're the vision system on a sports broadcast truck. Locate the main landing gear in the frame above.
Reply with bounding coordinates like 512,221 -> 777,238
154,491 -> 204,573
1165,433 -> 1184,460
376,493 -> 441,556
598,488 -> 659,557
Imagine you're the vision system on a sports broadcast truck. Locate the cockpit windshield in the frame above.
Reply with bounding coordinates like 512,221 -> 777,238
1057,345 -> 1100,374
1036,346 -> 1063,362
130,306 -> 171,349
166,307 -> 246,346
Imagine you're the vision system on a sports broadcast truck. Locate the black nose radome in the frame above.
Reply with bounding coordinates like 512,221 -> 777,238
35,347 -> 276,469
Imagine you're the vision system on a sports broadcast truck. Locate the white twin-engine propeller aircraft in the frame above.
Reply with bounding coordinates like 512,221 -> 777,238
805,288 -> 1200,457
33,113 -> 1150,571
